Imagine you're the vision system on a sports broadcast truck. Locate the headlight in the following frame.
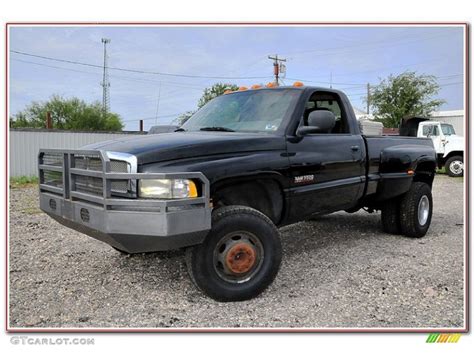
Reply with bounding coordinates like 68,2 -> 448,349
139,179 -> 198,199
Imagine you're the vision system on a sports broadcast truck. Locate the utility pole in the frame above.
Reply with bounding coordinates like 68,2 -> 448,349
268,54 -> 286,86
46,111 -> 52,129
101,38 -> 111,118
366,83 -> 371,115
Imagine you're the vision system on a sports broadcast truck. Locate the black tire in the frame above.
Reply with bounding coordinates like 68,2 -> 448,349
381,198 -> 401,234
186,205 -> 282,302
399,182 -> 433,238
445,155 -> 464,177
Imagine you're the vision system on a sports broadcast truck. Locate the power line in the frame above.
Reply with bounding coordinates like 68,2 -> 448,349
286,77 -> 366,86
11,50 -> 463,90
11,57 -> 211,92
436,81 -> 464,87
12,55 -> 462,93
10,57 -> 210,104
291,58 -> 442,81
10,49 -> 270,80
283,31 -> 456,58
299,73 -> 465,90
121,113 -> 182,123
287,57 -> 462,86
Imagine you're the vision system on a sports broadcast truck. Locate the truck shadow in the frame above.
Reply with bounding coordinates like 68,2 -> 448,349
81,209 -> 438,312
119,211 -> 385,272
280,211 -> 384,258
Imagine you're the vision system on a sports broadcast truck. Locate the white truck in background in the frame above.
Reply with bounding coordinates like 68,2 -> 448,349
400,117 -> 464,177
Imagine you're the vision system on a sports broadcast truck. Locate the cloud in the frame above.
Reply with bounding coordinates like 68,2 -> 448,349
9,25 -> 464,130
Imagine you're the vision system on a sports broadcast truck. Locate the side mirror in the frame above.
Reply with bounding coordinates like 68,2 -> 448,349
297,110 -> 336,136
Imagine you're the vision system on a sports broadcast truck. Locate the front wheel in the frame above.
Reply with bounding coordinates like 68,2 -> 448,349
399,182 -> 433,238
445,156 -> 464,177
186,206 -> 282,302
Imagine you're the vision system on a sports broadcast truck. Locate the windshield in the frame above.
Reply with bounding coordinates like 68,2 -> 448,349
182,89 -> 300,133
441,124 -> 456,136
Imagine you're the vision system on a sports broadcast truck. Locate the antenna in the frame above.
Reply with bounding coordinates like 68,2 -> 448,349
155,82 -> 162,125
101,38 -> 111,118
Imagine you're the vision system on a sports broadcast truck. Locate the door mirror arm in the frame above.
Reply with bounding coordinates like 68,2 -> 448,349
296,126 -> 323,137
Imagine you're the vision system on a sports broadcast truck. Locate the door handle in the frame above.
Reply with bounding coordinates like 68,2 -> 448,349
351,145 -> 360,151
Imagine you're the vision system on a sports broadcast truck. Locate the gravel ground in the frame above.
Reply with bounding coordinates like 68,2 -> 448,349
9,175 -> 464,329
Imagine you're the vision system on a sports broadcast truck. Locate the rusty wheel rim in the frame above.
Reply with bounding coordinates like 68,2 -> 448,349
225,243 -> 257,274
213,231 -> 264,283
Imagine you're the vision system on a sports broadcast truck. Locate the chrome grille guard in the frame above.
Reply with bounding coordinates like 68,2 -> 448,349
38,149 -> 210,211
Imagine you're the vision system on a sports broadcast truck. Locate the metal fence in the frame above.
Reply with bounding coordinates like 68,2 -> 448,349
9,129 -> 145,177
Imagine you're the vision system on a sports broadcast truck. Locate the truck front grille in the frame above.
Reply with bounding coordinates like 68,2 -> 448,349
43,170 -> 63,188
42,152 -> 63,166
111,180 -> 129,194
39,150 -> 137,202
110,160 -> 128,172
109,160 -> 130,194
74,175 -> 103,196
73,155 -> 102,171
72,156 -> 131,195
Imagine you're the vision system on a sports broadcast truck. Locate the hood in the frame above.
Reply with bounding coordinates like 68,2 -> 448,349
82,131 -> 286,165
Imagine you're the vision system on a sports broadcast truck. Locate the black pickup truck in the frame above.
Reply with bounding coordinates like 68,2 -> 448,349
38,86 -> 437,301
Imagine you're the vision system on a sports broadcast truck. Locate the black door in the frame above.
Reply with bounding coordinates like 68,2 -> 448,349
286,91 -> 366,221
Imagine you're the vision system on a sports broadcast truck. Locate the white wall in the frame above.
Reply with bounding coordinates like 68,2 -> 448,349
9,129 -> 144,177
430,110 -> 465,136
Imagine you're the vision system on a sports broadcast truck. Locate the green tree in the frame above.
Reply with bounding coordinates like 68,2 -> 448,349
369,72 -> 445,128
197,83 -> 239,109
9,95 -> 124,131
176,83 -> 239,125
175,110 -> 196,126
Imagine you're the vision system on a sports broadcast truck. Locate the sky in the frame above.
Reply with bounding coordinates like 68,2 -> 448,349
8,25 -> 465,131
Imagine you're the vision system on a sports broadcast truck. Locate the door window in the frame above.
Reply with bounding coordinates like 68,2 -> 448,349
302,92 -> 349,134
422,125 -> 439,136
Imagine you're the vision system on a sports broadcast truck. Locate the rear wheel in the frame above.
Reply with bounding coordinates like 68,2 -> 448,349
381,198 -> 401,234
186,205 -> 282,302
399,182 -> 433,238
445,156 -> 463,177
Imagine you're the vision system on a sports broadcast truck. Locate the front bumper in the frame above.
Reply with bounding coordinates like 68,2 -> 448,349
38,149 -> 212,253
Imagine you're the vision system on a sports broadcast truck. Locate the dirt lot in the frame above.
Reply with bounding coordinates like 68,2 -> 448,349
9,175 -> 464,329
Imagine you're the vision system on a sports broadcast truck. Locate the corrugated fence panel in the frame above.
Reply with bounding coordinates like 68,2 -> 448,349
9,129 -> 144,177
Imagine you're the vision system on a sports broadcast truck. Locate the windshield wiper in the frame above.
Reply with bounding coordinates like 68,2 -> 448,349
199,126 -> 235,132
174,127 -> 186,132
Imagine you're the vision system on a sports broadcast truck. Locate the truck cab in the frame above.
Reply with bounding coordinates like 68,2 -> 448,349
417,121 -> 464,177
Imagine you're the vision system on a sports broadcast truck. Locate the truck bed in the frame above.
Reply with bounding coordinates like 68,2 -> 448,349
362,135 -> 436,200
